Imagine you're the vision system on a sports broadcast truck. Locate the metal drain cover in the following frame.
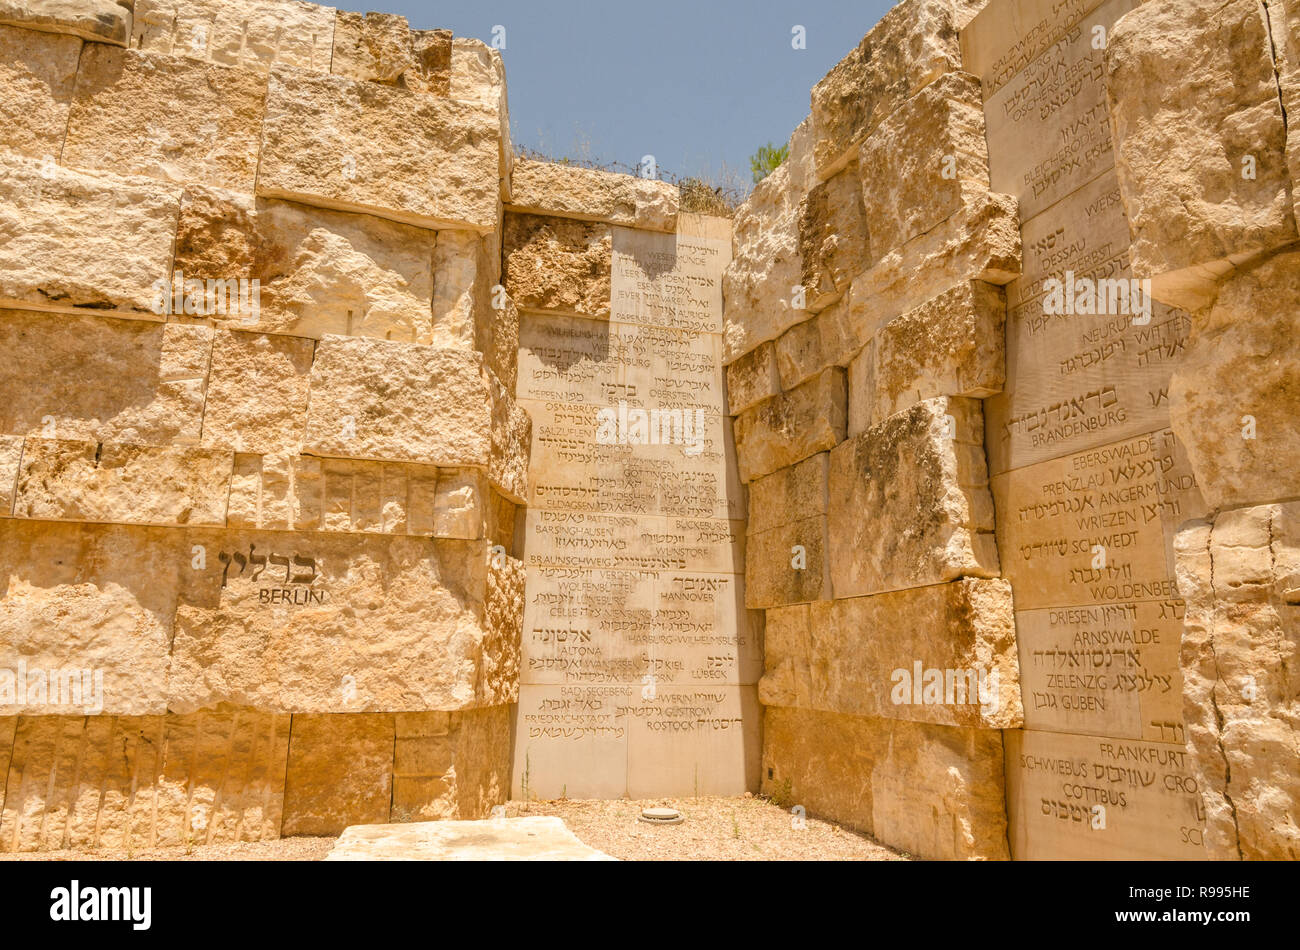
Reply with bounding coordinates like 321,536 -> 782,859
639,807 -> 683,825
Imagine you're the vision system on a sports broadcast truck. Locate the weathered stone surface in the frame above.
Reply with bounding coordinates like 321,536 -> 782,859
15,439 -> 232,527
389,706 -> 511,822
747,452 -> 828,536
759,580 -> 1020,729
258,66 -> 500,232
846,339 -> 878,437
0,0 -> 128,44
0,521 -> 179,717
170,527 -> 506,713
331,10 -> 413,83
745,515 -> 830,607
846,188 -> 1020,345
810,0 -> 972,177
303,336 -> 492,468
732,368 -> 846,483
327,815 -> 614,860
489,375 -> 530,502
509,158 -> 679,232
202,330 -> 313,454
0,310 -> 210,446
829,397 -> 998,599
1106,0 -> 1298,311
859,72 -> 989,257
0,153 -> 180,315
405,29 -> 452,96
0,708 -> 291,851
725,340 -> 781,414
1175,505 -> 1300,860
174,189 -> 437,342
131,0 -> 335,72
449,37 -> 511,199
503,213 -> 611,319
772,319 -> 825,391
762,706 -> 1010,859
798,165 -> 870,308
1170,250 -> 1300,509
432,229 -> 490,350
722,162 -> 808,364
0,436 -> 20,515
0,23 -> 79,160
63,47 -> 266,193
281,714 -> 394,836
868,281 -> 1005,422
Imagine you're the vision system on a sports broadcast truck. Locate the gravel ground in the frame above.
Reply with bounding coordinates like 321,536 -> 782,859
0,796 -> 904,861
506,796 -> 906,861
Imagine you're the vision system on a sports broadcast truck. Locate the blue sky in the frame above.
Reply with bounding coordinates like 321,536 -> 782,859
336,1 -> 894,193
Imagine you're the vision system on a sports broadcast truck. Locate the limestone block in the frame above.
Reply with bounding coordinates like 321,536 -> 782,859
761,707 -> 1010,859
0,23 -> 79,159
131,0 -> 335,72
483,557 -> 523,707
813,295 -> 860,370
0,716 -> 12,814
847,339 -> 877,437
868,281 -> 1006,422
0,436 -> 20,515
1170,251 -> 1300,509
331,10 -> 413,83
760,580 -> 1020,729
747,452 -> 828,536
281,714 -> 394,836
391,712 -> 456,823
508,158 -> 679,232
489,375 -> 530,503
202,330 -> 313,454
756,604 -> 813,709
722,162 -> 807,364
0,709 -> 291,851
1106,0 -> 1297,311
732,368 -> 846,483
0,0 -> 128,44
316,458 -> 440,535
0,521 -> 180,717
303,336 -> 492,468
63,47 -> 266,193
725,340 -> 781,415
14,439 -> 232,527
174,189 -> 437,342
432,229 -> 489,350
858,72 -> 989,258
846,188 -> 1020,345
405,29 -> 452,96
258,66 -> 500,232
0,309 -> 210,446
0,153 -> 180,315
449,38 -> 511,199
744,514 -> 830,607
170,527 -> 502,713
328,814 -> 610,858
503,213 -> 611,318
828,396 -> 998,598
1173,504 -> 1300,859
810,0 -> 970,177
798,165 -> 871,309
434,468 -> 484,540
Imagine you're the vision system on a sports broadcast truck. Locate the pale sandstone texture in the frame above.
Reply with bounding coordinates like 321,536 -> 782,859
449,37 -> 511,197
63,47 -> 267,193
331,10 -> 414,83
258,66 -> 500,231
0,153 -> 180,315
725,341 -> 782,415
131,0 -> 336,72
798,166 -> 871,309
1169,251 -> 1300,509
503,213 -> 612,318
762,706 -> 1010,860
0,0 -> 129,44
828,397 -> 998,598
732,368 -> 846,483
201,330 -> 314,454
1106,0 -> 1297,310
1175,507 -> 1300,859
0,22 -> 80,159
509,158 -> 679,232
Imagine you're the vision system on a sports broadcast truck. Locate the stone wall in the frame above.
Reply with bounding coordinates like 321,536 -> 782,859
0,0 -> 525,849
726,0 -> 1300,860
